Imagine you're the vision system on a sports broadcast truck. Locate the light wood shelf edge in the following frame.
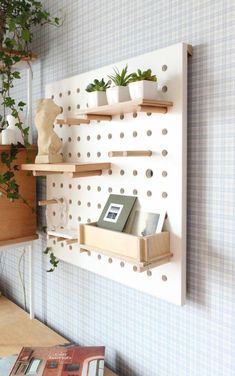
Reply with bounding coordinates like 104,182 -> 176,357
0,234 -> 38,248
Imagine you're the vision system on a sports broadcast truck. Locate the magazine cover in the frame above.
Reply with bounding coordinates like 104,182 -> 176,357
9,345 -> 105,376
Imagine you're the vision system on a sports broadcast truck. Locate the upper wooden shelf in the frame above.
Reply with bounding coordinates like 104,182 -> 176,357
21,162 -> 111,178
0,48 -> 38,69
76,98 -> 173,119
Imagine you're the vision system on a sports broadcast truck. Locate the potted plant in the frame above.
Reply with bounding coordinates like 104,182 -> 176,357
107,65 -> 132,104
128,69 -> 158,100
86,78 -> 110,107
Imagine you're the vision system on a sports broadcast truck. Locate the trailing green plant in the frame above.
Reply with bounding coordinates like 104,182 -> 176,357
43,246 -> 59,272
86,78 -> 110,92
129,69 -> 157,83
108,65 -> 133,86
0,1 -> 61,205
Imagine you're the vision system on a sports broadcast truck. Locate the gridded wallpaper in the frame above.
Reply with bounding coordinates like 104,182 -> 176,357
0,1 -> 234,375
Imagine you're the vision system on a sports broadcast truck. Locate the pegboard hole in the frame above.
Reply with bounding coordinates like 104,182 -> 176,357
162,64 -> 168,71
69,245 -> 73,251
98,254 -> 102,260
67,90 -> 71,95
146,169 -> 153,178
133,266 -> 138,272
69,199 -> 72,204
108,258 -> 113,264
77,216 -> 81,222
60,183 -> 63,188
146,112 -> 152,116
77,152 -> 81,158
68,106 -> 71,111
120,188 -> 125,194
120,261 -> 125,268
60,106 -> 63,113
87,202 -> 91,207
147,130 -> 152,136
61,242 -> 64,247
87,135 -> 90,141
77,136 -> 81,142
162,171 -> 168,177
76,88 -> 80,93
68,137 -> 72,142
97,186 -> 101,192
59,92 -> 62,98
162,192 -> 168,198
108,187 -> 112,193
69,184 -> 72,189
69,214 -> 72,220
162,85 -> 168,93
133,170 -> 138,176
162,128 -> 168,135
108,169 -> 112,175
87,185 -> 91,191
97,203 -> 102,209
52,182 -> 56,187
120,169 -> 125,176
162,149 -> 168,157
77,200 -> 81,206
147,190 -> 152,197
77,104 -> 80,109
133,112 -> 137,118
133,131 -> 138,137
147,270 -> 152,277
120,114 -> 124,120
87,218 -> 91,223
87,152 -> 91,158
108,133 -> 112,139
53,240 -> 56,245
97,134 -> 101,140
133,189 -> 138,195
162,275 -> 168,281
77,184 -> 81,190
120,132 -> 124,138
97,152 -> 101,157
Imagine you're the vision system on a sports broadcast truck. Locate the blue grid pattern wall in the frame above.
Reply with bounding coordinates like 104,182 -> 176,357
0,1 -> 234,375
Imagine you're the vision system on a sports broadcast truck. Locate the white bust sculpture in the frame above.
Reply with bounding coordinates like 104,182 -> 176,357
35,98 -> 63,163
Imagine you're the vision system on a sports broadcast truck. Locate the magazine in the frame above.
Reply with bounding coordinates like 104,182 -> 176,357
8,345 -> 105,376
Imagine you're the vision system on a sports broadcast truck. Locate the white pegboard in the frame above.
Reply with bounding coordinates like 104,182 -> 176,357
45,43 -> 188,305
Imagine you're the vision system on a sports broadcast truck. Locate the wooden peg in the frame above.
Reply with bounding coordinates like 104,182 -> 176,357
57,237 -> 65,242
38,198 -> 63,206
108,150 -> 152,157
138,105 -> 167,114
56,118 -> 90,125
85,114 -> 112,121
66,239 -> 78,245
68,170 -> 102,179
33,171 -> 63,176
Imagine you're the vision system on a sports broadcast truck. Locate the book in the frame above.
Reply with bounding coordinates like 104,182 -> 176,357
9,345 -> 105,376
97,194 -> 137,232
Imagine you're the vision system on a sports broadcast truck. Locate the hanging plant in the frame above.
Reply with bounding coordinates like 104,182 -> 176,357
0,1 -> 61,204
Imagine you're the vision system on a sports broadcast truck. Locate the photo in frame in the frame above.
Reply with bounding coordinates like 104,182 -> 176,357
125,209 -> 166,236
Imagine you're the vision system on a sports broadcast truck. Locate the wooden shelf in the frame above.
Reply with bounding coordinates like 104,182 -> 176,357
79,223 -> 172,272
0,48 -> 38,70
21,162 -> 111,178
76,99 -> 173,120
0,234 -> 38,248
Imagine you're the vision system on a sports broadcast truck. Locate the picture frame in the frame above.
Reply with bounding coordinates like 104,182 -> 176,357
97,194 -> 137,232
125,209 -> 166,236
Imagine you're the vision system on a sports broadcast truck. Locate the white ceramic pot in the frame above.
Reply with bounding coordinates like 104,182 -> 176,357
106,86 -> 130,104
6,114 -> 23,143
129,80 -> 158,100
88,91 -> 107,108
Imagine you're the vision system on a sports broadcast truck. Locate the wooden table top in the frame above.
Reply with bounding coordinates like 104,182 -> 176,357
0,296 -> 117,376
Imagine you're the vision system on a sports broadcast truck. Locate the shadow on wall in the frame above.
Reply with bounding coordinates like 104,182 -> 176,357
115,352 -> 136,376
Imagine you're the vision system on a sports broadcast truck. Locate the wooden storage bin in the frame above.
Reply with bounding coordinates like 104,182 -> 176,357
0,146 -> 37,246
79,223 -> 172,272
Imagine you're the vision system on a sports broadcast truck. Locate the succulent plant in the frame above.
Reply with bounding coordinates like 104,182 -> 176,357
86,78 -> 110,92
108,65 -> 133,86
129,69 -> 157,83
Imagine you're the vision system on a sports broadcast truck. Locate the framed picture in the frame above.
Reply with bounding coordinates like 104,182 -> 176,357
97,194 -> 137,232
125,209 -> 166,236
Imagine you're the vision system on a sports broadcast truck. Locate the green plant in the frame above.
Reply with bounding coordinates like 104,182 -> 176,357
108,65 -> 133,86
129,69 -> 157,83
43,247 -> 59,272
0,1 -> 61,205
86,78 -> 110,92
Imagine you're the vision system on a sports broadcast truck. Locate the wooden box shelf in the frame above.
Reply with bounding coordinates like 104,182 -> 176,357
0,146 -> 37,245
76,98 -> 173,120
21,162 -> 111,178
79,223 -> 172,272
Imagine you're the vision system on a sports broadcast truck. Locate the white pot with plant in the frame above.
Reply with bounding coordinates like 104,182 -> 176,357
106,65 -> 132,104
86,78 -> 110,108
128,69 -> 158,100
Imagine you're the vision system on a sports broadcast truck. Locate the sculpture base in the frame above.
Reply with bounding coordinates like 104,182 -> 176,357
35,154 -> 63,164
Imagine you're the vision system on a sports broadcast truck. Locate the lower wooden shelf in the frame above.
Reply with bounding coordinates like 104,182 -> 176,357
79,223 -> 172,272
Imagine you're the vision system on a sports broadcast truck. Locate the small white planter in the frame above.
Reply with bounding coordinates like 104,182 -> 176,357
106,86 -> 130,105
87,91 -> 107,108
129,80 -> 158,100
